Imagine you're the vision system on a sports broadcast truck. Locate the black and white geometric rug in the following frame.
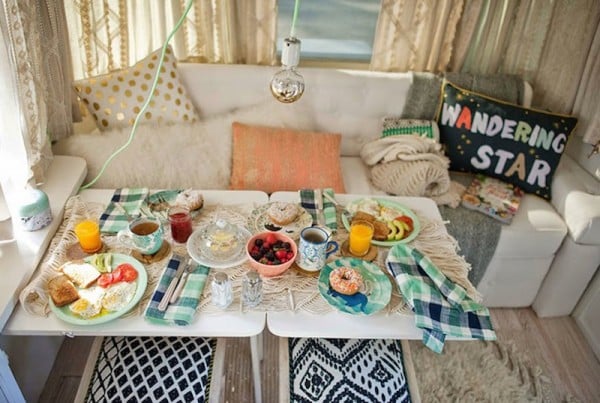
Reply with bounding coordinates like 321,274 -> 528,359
85,336 -> 216,403
289,338 -> 411,403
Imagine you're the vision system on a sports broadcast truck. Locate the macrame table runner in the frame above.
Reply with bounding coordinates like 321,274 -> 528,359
20,195 -> 477,321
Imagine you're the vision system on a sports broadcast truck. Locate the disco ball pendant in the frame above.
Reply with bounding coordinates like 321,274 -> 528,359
270,37 -> 304,103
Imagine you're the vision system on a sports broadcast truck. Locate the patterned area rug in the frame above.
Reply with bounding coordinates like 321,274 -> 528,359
409,340 -> 580,403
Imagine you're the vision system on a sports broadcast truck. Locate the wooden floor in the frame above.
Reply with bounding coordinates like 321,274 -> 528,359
38,308 -> 600,403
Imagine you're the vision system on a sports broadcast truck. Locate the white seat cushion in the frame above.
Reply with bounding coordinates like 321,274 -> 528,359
551,155 -> 600,245
340,157 -> 386,195
493,194 -> 567,259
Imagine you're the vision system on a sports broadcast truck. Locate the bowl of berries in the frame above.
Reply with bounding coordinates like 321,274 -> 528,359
246,232 -> 297,277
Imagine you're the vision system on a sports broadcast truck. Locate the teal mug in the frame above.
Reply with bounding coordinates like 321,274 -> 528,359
117,216 -> 163,255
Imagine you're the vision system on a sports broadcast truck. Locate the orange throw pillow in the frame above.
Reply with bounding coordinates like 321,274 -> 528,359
230,122 -> 346,194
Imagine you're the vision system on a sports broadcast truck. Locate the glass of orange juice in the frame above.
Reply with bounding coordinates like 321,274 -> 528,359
74,219 -> 102,253
349,220 -> 374,257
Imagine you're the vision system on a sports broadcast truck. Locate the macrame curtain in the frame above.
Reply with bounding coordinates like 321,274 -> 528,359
65,0 -> 278,80
0,0 -> 75,185
371,0 -> 600,146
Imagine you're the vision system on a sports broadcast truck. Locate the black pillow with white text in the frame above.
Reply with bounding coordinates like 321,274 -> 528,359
436,81 -> 577,199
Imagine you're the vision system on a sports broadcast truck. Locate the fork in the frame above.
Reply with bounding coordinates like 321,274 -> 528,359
170,258 -> 196,303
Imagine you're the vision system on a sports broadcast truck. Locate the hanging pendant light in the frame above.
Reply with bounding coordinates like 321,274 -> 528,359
270,0 -> 304,103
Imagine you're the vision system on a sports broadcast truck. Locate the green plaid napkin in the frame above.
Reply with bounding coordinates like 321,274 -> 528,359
99,188 -> 148,233
386,243 -> 496,353
144,255 -> 210,326
299,188 -> 337,231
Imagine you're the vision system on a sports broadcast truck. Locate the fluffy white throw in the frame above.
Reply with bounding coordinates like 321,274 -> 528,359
360,135 -> 464,207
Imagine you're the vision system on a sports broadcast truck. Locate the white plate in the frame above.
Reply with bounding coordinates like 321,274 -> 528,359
187,225 -> 252,269
247,202 -> 313,240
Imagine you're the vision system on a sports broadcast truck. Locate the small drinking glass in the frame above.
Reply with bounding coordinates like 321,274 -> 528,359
168,206 -> 193,244
74,219 -> 102,253
211,272 -> 233,309
349,220 -> 374,257
242,271 -> 262,308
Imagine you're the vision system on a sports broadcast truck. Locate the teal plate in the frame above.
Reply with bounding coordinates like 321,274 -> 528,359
341,198 -> 421,246
318,257 -> 392,316
49,254 -> 148,326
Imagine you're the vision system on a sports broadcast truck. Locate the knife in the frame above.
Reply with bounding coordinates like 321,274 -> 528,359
170,258 -> 194,303
158,257 -> 187,311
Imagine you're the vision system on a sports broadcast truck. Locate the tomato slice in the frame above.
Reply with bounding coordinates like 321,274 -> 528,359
119,264 -> 138,282
111,266 -> 124,282
97,273 -> 113,288
395,215 -> 414,231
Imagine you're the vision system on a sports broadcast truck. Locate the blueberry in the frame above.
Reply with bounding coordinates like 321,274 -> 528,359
255,239 -> 264,247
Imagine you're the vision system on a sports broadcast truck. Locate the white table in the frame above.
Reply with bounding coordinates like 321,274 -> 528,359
267,192 -> 443,340
3,189 -> 269,403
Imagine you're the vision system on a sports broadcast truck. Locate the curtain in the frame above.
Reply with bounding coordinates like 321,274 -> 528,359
572,21 -> 600,147
65,0 -> 277,80
370,0 -> 600,147
0,0 -> 75,184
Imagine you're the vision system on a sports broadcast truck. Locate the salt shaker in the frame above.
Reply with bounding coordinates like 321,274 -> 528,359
211,272 -> 232,309
242,271 -> 262,308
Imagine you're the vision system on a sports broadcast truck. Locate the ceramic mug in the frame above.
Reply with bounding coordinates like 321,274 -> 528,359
117,216 -> 163,255
296,226 -> 339,272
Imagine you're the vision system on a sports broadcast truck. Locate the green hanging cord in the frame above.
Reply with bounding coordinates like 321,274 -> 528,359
80,0 -> 195,190
289,0 -> 301,38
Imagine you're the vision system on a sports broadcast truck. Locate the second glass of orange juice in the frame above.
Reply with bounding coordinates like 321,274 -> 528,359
349,220 -> 374,257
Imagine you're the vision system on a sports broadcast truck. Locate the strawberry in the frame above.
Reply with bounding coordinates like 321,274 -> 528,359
265,233 -> 278,245
275,250 -> 287,260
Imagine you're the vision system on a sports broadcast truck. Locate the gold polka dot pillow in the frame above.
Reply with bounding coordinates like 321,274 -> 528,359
74,46 -> 199,130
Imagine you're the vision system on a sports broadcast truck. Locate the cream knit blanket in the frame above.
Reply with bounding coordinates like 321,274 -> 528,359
360,136 -> 465,207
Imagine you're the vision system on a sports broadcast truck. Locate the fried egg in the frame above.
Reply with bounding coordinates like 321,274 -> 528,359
101,281 -> 137,312
69,286 -> 104,318
379,206 -> 402,222
348,198 -> 381,217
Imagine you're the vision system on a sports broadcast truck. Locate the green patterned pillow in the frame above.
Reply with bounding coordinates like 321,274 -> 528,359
382,118 -> 439,141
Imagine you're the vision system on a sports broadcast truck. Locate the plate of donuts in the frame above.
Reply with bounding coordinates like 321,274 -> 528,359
247,202 -> 313,240
318,257 -> 391,315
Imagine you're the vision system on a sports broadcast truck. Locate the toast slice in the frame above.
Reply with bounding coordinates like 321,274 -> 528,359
61,262 -> 101,288
48,275 -> 79,307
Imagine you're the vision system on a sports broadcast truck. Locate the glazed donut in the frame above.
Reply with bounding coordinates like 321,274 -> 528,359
267,202 -> 299,225
174,189 -> 204,211
329,267 -> 363,296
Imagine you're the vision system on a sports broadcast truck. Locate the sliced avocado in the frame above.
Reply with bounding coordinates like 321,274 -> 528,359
387,221 -> 397,240
392,220 -> 405,240
103,253 -> 112,272
400,221 -> 411,232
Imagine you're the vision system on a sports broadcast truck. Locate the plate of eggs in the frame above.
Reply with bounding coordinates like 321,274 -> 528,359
47,253 -> 147,325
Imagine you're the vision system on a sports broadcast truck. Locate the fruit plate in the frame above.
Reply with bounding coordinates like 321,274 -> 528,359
48,254 -> 148,326
341,198 -> 421,246
247,202 -> 313,240
187,225 -> 252,269
318,257 -> 392,316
